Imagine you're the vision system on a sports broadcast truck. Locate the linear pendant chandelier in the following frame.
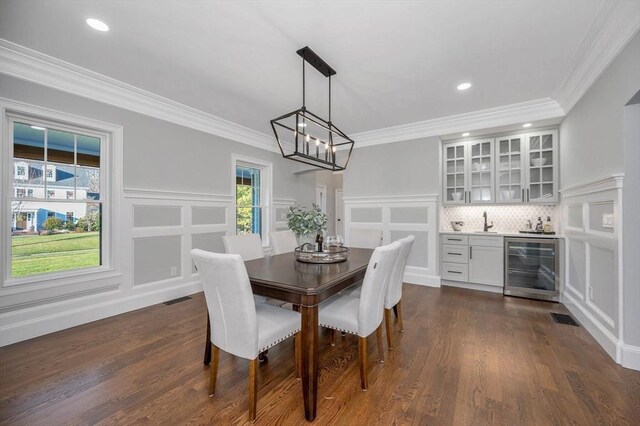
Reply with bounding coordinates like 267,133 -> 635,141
270,46 -> 354,171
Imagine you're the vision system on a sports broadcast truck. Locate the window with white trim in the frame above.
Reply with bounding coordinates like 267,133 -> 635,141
233,156 -> 272,244
7,118 -> 105,279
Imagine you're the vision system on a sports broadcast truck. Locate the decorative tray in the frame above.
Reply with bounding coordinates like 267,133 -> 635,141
294,246 -> 350,264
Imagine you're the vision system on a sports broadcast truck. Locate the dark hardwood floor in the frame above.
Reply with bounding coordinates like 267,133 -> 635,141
1,285 -> 639,425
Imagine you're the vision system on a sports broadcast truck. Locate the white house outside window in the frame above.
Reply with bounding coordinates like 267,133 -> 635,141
7,118 -> 105,279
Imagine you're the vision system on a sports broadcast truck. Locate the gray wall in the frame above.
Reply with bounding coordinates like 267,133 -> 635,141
623,102 -> 640,348
559,33 -> 640,354
559,33 -> 640,189
315,170 -> 343,235
344,136 -> 440,198
0,74 -> 318,344
0,75 -> 312,200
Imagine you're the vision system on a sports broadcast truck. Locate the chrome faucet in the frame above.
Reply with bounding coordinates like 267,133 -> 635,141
483,211 -> 494,232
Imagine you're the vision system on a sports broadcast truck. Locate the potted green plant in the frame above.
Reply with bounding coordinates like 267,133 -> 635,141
286,204 -> 328,250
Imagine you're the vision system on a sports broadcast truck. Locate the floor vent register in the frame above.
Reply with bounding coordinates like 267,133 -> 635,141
164,296 -> 193,305
550,313 -> 580,326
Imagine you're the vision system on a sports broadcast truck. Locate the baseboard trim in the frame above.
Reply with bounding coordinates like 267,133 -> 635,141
441,279 -> 504,294
404,268 -> 440,287
621,344 -> 640,371
563,290 -> 619,362
0,280 -> 203,347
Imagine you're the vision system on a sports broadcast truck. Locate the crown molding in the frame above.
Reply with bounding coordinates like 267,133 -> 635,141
553,1 -> 640,113
0,39 -> 278,153
350,98 -> 565,148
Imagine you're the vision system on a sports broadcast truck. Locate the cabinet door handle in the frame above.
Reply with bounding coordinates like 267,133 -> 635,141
527,189 -> 530,202
448,270 -> 462,274
470,246 -> 473,259
447,252 -> 462,255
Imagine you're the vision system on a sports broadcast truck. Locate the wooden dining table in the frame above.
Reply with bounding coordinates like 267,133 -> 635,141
243,248 -> 373,421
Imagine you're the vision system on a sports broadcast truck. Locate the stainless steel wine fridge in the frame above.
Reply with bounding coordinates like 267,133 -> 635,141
504,237 -> 560,302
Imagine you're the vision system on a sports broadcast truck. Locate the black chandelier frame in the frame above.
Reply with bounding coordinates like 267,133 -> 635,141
270,46 -> 354,171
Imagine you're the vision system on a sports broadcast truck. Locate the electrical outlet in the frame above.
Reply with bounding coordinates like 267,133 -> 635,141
601,213 -> 614,229
170,266 -> 178,277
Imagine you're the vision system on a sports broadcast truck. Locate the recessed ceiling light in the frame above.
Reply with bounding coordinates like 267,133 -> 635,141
462,132 -> 470,137
86,18 -> 109,32
30,125 -> 45,130
457,82 -> 472,91
522,123 -> 532,128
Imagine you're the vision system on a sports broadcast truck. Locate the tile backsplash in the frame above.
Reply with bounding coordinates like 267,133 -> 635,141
440,205 -> 559,233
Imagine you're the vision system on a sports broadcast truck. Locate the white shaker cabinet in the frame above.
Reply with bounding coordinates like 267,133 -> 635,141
468,236 -> 504,287
440,234 -> 504,288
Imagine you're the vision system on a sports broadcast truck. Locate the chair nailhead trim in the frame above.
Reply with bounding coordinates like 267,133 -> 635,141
259,328 -> 301,353
319,323 -> 357,335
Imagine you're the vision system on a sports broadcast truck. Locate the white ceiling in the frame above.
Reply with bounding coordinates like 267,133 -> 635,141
0,0 -> 611,136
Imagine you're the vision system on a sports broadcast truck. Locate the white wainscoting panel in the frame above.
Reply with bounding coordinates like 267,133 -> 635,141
560,174 -> 633,368
1,188 -> 245,346
344,194 -> 440,287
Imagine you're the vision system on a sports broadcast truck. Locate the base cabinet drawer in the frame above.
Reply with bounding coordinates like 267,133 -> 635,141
441,234 -> 468,245
442,244 -> 469,263
441,262 -> 469,282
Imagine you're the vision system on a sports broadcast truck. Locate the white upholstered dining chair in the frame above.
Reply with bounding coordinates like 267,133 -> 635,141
191,249 -> 301,422
222,233 -> 265,261
222,233 -> 268,304
269,230 -> 298,255
382,235 -> 414,349
318,241 -> 401,390
348,229 -> 383,249
340,236 -> 414,348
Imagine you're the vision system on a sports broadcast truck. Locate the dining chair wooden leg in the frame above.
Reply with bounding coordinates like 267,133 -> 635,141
330,329 -> 336,346
295,332 -> 302,379
384,308 -> 394,350
209,344 -> 220,396
248,358 -> 258,421
358,336 -> 368,391
376,324 -> 385,363
203,313 -> 211,365
396,300 -> 404,332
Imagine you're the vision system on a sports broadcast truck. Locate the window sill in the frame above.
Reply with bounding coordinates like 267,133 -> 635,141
2,266 -> 121,292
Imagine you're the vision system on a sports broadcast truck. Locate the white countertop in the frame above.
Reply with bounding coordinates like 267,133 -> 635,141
439,230 -> 563,239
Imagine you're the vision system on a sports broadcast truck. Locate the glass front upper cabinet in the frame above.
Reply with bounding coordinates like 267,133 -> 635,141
443,142 -> 467,204
442,130 -> 558,205
525,130 -> 558,203
442,139 -> 494,205
496,135 -> 524,203
468,139 -> 494,203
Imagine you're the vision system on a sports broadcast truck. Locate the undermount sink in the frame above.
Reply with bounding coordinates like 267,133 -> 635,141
474,231 -> 498,233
